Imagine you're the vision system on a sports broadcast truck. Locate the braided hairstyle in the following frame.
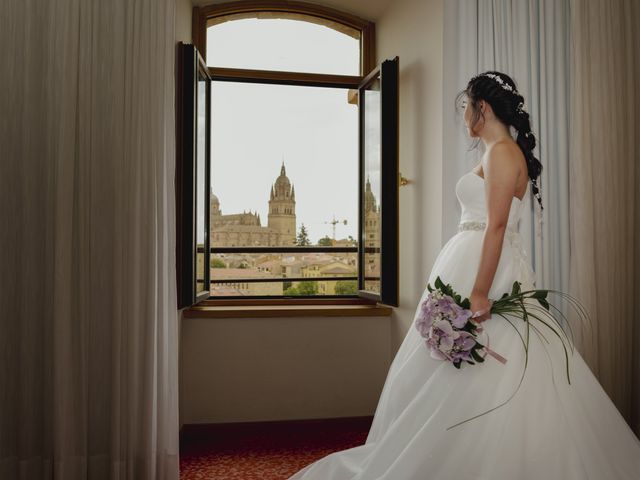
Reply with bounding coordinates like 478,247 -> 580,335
455,71 -> 543,212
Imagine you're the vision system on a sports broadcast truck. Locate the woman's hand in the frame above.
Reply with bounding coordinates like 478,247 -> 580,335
470,292 -> 493,323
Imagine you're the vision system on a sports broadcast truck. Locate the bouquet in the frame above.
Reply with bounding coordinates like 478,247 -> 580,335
415,282 -> 506,368
415,276 -> 592,430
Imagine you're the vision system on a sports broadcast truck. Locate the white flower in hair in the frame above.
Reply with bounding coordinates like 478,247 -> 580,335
484,73 -> 517,94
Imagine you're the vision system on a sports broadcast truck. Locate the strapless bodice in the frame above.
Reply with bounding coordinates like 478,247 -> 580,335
455,171 -> 527,228
452,170 -> 536,290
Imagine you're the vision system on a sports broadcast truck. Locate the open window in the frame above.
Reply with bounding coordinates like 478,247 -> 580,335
176,43 -> 212,309
358,58 -> 399,307
180,2 -> 398,307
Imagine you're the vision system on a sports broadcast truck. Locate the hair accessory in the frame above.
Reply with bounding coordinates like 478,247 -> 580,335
516,101 -> 525,114
483,73 -> 517,94
530,177 -> 543,238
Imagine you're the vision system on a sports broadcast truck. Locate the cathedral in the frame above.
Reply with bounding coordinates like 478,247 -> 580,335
210,161 -> 297,247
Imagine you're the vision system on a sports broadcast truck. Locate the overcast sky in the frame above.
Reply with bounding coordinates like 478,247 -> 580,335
203,18 -> 367,243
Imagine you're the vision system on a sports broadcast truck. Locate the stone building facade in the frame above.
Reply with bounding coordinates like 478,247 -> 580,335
210,162 -> 297,247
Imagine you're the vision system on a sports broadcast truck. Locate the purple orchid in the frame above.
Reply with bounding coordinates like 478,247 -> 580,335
415,287 -> 485,368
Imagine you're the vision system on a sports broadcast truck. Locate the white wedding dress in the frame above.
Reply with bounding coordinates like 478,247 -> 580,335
288,171 -> 640,479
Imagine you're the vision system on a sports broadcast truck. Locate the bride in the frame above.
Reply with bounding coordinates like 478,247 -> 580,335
287,71 -> 640,479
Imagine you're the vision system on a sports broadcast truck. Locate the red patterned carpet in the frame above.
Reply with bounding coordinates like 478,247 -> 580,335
180,416 -> 373,480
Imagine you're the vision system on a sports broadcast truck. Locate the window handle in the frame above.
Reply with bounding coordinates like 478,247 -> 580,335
399,172 -> 409,187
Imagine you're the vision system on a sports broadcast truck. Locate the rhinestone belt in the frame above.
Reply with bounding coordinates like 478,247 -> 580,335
457,220 -> 519,243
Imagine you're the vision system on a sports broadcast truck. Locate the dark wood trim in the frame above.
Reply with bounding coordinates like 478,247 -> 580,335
204,245 -> 357,253
197,1 -> 373,31
206,276 -> 357,284
357,66 -> 364,296
176,43 -> 197,309
379,57 -> 399,307
356,57 -> 399,307
180,415 -> 374,440
359,63 -> 381,90
195,53 -> 213,304
175,43 -> 186,308
199,297 -> 377,306
362,23 -> 376,74
183,303 -> 393,318
208,66 -> 362,88
193,0 -> 375,76
192,6 -> 206,55
177,43 -> 214,308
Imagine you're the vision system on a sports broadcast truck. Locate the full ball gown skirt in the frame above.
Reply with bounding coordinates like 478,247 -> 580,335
287,171 -> 640,480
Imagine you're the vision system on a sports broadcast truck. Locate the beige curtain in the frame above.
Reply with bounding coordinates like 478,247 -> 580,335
569,0 -> 640,435
0,0 -> 180,478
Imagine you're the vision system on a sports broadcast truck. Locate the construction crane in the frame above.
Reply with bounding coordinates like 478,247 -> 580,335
324,214 -> 348,242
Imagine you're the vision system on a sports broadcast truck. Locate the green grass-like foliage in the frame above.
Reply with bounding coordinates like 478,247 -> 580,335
425,276 -> 593,431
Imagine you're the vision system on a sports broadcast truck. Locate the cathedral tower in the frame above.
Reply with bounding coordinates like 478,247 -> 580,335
268,161 -> 296,245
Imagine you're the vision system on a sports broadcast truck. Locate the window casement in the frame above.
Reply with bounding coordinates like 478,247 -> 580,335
176,43 -> 212,309
178,1 -> 399,315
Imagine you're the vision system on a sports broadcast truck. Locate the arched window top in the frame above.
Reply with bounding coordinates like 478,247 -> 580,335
207,11 -> 360,39
193,1 -> 375,76
207,15 -> 359,75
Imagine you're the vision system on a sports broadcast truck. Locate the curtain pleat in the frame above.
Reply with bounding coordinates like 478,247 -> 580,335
0,0 -> 180,478
443,0 -> 571,328
568,0 -> 640,435
443,0 -> 640,437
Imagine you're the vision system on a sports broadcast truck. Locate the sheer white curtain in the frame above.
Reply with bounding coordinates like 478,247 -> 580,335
442,0 -> 571,307
443,0 -> 640,437
568,0 -> 640,435
0,0 -> 179,478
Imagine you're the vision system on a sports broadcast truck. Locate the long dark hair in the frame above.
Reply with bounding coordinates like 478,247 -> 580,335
455,71 -> 543,211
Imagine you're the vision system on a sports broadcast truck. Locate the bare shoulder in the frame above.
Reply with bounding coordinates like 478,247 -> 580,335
483,140 -> 524,181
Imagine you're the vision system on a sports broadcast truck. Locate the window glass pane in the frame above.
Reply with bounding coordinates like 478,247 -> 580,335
207,16 -> 360,75
209,81 -> 358,297
362,77 -> 381,294
195,76 -> 207,294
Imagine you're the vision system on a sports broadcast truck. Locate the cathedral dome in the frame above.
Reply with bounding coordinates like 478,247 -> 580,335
274,162 -> 291,189
271,161 -> 295,202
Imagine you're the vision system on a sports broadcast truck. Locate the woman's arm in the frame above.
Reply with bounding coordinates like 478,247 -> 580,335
470,143 -> 520,321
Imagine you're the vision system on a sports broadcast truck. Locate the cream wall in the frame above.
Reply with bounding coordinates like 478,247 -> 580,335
176,0 -> 192,43
179,0 -> 444,425
182,316 -> 391,423
376,0 -> 444,358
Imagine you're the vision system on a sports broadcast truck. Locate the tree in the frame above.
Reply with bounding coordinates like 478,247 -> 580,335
335,280 -> 358,295
211,258 -> 226,268
284,281 -> 318,296
296,223 -> 311,246
317,235 -> 334,246
284,285 -> 298,295
296,281 -> 318,295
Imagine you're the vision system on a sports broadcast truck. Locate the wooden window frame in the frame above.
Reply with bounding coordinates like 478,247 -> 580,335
192,0 -> 376,79
186,1 -> 397,312
357,59 -> 399,308
176,43 -> 213,309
